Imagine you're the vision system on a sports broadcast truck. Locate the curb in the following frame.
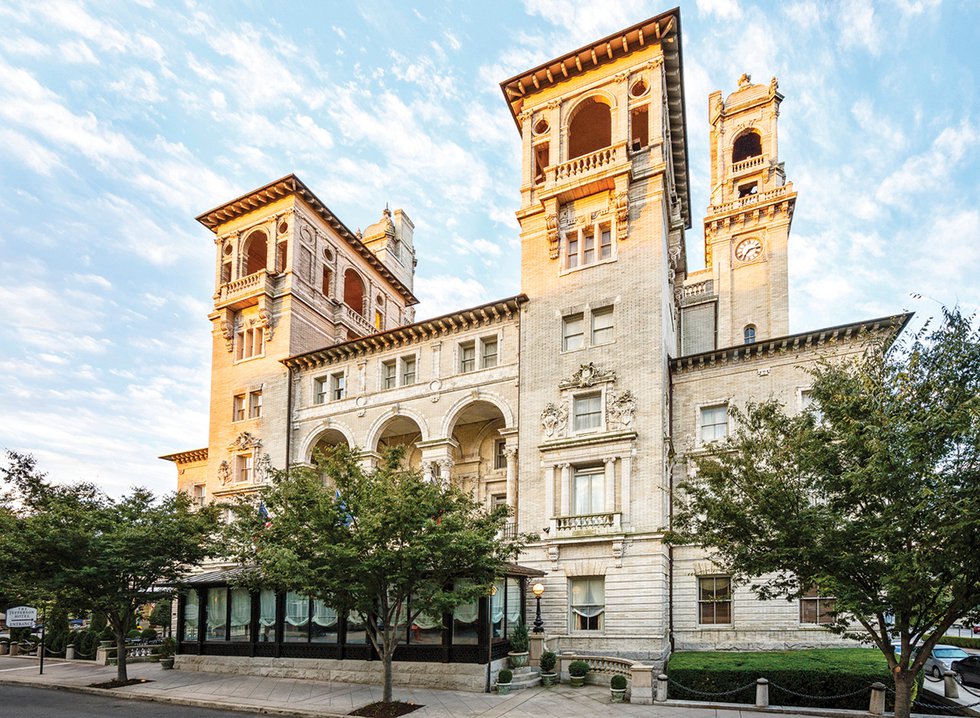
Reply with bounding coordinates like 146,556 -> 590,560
0,678 -> 350,718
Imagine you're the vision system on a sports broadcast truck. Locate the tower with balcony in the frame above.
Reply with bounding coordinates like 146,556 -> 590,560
171,175 -> 417,503
680,74 -> 796,355
501,10 -> 690,657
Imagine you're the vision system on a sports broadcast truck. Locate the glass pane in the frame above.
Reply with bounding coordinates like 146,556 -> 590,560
506,578 -> 522,634
206,588 -> 227,641
183,590 -> 199,641
258,589 -> 277,642
346,612 -> 367,644
452,600 -> 479,645
311,599 -> 338,643
699,603 -> 715,624
715,601 -> 731,624
800,599 -> 817,624
490,580 -> 505,639
283,592 -> 310,642
412,610 -> 444,645
229,588 -> 251,642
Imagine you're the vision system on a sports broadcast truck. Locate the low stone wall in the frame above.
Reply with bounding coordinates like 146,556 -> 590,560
175,654 -> 507,692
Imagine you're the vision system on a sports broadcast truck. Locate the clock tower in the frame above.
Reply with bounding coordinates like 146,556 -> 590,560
680,74 -> 796,353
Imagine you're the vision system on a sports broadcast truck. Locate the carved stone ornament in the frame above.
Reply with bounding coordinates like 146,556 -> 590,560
615,191 -> 629,242
606,390 -> 637,430
254,453 -> 272,483
258,308 -> 274,341
220,321 -> 234,353
217,460 -> 231,485
547,545 -> 560,569
546,213 -> 560,259
541,402 -> 568,437
559,362 -> 617,390
229,431 -> 262,452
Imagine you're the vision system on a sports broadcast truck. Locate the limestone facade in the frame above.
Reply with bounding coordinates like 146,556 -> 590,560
164,9 -> 910,668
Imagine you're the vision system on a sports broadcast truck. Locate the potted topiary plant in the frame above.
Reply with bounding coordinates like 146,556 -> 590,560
507,619 -> 530,668
158,637 -> 176,670
496,668 -> 513,695
610,673 -> 628,702
539,650 -> 558,686
568,659 -> 590,687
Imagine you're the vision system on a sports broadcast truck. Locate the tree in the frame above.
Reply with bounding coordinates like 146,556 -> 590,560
0,452 -> 222,683
224,446 -> 527,704
671,309 -> 980,718
149,598 -> 172,636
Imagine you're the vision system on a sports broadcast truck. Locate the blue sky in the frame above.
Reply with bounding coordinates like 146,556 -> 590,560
0,0 -> 976,496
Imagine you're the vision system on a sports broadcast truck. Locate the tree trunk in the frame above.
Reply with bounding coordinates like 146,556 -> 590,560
115,627 -> 128,683
892,669 -> 914,718
383,651 -> 393,704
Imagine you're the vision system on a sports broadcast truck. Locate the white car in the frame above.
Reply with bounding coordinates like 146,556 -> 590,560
892,642 -> 971,678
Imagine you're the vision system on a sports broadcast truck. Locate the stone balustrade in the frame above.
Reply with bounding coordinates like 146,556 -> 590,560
711,185 -> 790,215
730,155 -> 766,174
555,512 -> 620,533
682,279 -> 714,298
554,143 -> 626,184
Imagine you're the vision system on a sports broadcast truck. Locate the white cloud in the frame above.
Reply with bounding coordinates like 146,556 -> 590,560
697,0 -> 744,20
59,39 -> 99,64
839,0 -> 883,56
876,120 -> 978,206
71,273 -> 113,290
522,0 -> 649,45
0,127 -> 63,174
414,275 -> 491,319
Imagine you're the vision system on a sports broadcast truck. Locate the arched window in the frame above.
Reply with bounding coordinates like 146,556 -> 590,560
242,230 -> 268,276
732,131 -> 762,163
567,97 -> 612,160
744,324 -> 756,344
343,269 -> 365,316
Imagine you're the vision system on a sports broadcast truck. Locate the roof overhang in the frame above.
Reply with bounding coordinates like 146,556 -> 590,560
160,448 -> 209,464
196,174 -> 418,306
499,7 -> 690,228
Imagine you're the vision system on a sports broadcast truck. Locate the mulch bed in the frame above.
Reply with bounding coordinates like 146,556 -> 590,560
350,701 -> 423,718
88,678 -> 154,689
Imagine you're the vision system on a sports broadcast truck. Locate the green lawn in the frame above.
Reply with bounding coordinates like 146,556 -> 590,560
669,647 -> 889,672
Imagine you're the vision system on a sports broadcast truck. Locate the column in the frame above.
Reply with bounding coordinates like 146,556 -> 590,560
438,458 -> 454,490
604,457 -> 616,513
504,447 -> 518,510
559,463 -> 571,516
621,451 -> 633,528
544,464 -> 555,524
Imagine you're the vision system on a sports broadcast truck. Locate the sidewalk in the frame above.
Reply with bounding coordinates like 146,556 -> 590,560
0,655 -> 942,718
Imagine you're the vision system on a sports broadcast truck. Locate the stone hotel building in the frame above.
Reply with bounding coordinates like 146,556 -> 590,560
163,8 -> 908,685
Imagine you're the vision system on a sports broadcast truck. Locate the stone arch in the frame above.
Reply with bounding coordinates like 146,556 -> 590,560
343,268 -> 366,316
364,407 -> 431,453
242,229 -> 268,276
299,422 -> 356,463
732,129 -> 762,163
566,93 -> 614,160
439,391 -> 516,439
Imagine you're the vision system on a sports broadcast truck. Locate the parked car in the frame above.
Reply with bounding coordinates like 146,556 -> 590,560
891,642 -> 971,678
973,624 -> 980,635
952,655 -> 980,687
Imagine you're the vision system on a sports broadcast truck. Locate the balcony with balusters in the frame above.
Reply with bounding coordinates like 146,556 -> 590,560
538,142 -> 630,202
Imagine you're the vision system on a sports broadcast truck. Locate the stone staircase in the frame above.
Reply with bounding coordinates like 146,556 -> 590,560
507,666 -> 541,690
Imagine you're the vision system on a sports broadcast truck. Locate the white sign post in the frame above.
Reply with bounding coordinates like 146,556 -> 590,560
5,606 -> 37,628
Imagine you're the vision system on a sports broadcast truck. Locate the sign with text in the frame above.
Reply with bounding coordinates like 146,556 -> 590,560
5,605 -> 38,628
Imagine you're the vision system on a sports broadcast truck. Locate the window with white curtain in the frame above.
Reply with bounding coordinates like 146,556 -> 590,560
412,608 -> 443,645
453,596 -> 479,645
206,587 -> 227,641
229,588 -> 251,641
506,577 -> 522,635
283,592 -> 309,642
569,577 -> 605,631
182,590 -> 199,641
573,467 -> 605,515
258,589 -> 277,642
311,599 -> 338,643
490,578 -> 505,639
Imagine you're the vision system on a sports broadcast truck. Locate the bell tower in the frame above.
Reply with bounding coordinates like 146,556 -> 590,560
684,74 -> 796,352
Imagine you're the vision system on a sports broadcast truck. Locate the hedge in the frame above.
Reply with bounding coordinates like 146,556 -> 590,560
668,649 -> 896,711
939,635 -> 980,650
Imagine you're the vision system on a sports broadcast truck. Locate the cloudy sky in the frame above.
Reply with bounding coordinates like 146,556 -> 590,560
0,0 -> 976,496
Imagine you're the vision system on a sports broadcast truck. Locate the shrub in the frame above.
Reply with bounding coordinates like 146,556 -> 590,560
611,674 -> 628,690
158,637 -> 176,659
509,619 -> 529,652
497,668 -> 513,684
940,635 -> 980,650
668,649 -> 897,711
127,628 -> 141,639
141,628 -> 158,641
568,660 -> 590,677
539,650 -> 557,673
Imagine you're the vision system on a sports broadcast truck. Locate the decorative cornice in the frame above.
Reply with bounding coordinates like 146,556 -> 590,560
195,174 -> 418,305
159,448 -> 208,464
282,295 -> 529,371
670,313 -> 913,373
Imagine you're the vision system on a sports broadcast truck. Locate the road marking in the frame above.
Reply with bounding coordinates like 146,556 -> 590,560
0,662 -> 71,672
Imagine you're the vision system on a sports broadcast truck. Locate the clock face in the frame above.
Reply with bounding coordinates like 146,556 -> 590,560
735,238 -> 763,262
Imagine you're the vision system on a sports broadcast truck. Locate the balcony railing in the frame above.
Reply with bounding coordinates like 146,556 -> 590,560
711,184 -> 792,215
682,279 -> 714,299
555,512 -> 621,534
554,142 -> 626,184
338,303 -> 376,337
217,269 -> 273,307
730,155 -> 766,175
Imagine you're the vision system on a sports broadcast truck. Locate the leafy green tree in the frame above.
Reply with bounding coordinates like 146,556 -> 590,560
149,598 -> 172,636
671,309 -> 980,718
0,452 -> 222,683
224,446 -> 527,704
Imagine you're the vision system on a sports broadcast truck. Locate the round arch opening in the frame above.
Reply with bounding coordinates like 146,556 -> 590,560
567,96 -> 612,160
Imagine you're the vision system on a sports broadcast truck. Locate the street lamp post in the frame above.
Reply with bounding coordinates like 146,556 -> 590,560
531,582 -> 545,633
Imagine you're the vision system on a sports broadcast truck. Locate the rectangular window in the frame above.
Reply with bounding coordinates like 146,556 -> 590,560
311,599 -> 338,643
591,307 -> 614,345
321,266 -> 331,296
229,588 -> 251,642
235,327 -> 264,361
238,454 -> 254,483
258,588 -> 277,643
569,577 -> 604,631
533,142 -> 549,184
572,467 -> 604,515
631,105 -> 649,150
375,309 -> 384,330
459,342 -> 476,373
233,394 -> 246,421
330,373 -> 346,401
599,227 -> 612,259
206,587 -> 227,641
573,392 -> 602,431
566,235 -> 579,269
192,483 -> 206,508
182,590 -> 199,641
221,261 -> 232,284
401,356 -> 417,386
583,231 -> 595,265
283,592 -> 309,642
481,337 -> 498,369
248,390 -> 262,419
800,587 -> 836,625
698,576 -> 732,625
494,439 -> 507,470
382,360 -> 397,390
700,405 -> 729,443
563,314 -> 584,351
314,377 -> 328,405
